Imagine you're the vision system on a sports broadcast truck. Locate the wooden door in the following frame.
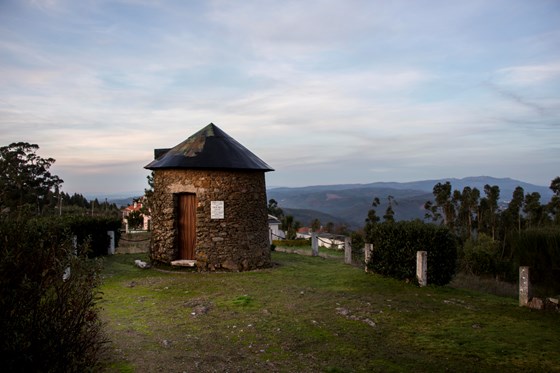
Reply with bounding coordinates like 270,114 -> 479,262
178,193 -> 196,260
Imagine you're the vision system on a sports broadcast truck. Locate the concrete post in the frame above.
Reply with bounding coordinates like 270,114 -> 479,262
519,266 -> 532,306
311,232 -> 319,257
416,251 -> 427,287
344,236 -> 352,264
364,243 -> 373,272
107,230 -> 115,255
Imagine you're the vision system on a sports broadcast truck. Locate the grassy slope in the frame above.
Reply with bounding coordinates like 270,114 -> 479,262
99,253 -> 560,373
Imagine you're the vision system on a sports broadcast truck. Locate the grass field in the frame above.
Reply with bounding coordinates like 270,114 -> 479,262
99,252 -> 560,372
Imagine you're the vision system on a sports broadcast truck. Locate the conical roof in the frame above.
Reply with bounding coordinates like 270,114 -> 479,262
144,123 -> 274,172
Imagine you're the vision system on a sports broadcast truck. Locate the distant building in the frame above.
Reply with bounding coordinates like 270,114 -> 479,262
122,196 -> 151,231
296,227 -> 344,249
268,214 -> 284,242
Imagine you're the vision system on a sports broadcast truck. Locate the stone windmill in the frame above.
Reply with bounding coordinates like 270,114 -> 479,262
145,123 -> 274,271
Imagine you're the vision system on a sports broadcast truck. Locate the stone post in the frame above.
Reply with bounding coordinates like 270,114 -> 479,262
519,266 -> 532,307
344,236 -> 352,264
416,251 -> 427,287
311,232 -> 319,257
107,230 -> 115,255
364,243 -> 373,272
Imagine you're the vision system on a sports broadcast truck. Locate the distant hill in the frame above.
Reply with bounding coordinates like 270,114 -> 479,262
282,208 -> 348,228
267,176 -> 553,230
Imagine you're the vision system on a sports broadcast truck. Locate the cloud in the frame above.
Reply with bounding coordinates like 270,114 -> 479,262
496,63 -> 560,86
1,0 -> 560,192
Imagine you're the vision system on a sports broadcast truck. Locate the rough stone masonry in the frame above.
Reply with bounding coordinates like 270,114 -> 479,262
150,168 -> 271,271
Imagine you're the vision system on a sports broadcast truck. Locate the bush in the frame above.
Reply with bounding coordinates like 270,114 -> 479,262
0,219 -> 107,372
506,228 -> 560,294
366,221 -> 457,285
350,231 -> 365,265
459,234 -> 502,276
272,238 -> 311,247
60,216 -> 122,257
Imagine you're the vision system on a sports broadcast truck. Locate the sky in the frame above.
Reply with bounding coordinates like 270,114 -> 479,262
1,0 -> 559,196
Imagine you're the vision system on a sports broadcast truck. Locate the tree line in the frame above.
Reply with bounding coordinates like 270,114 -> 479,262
361,177 -> 560,288
0,142 -> 120,219
422,178 -> 560,241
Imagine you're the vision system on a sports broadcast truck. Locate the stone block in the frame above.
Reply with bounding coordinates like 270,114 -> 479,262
527,297 -> 544,310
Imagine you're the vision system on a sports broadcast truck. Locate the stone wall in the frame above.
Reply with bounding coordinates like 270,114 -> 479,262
150,169 -> 271,271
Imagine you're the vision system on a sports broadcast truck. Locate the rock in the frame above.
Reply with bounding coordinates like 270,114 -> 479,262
545,298 -> 560,311
363,318 -> 376,328
527,297 -> 544,310
221,259 -> 239,271
134,259 -> 150,269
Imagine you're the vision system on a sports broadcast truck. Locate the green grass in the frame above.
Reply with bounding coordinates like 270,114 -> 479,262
99,252 -> 560,372
275,244 -> 345,258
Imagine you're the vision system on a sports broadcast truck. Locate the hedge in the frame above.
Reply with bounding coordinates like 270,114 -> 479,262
506,228 -> 560,294
59,215 -> 122,257
366,221 -> 457,286
272,238 -> 311,247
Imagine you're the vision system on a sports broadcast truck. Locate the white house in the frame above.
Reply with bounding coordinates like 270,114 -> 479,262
268,215 -> 284,242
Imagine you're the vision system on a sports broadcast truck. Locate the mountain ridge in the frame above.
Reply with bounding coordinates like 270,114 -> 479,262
267,176 -> 555,229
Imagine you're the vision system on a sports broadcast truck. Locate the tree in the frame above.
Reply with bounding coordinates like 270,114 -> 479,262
127,210 -> 144,229
281,215 -> 300,240
364,197 -> 380,242
267,199 -> 284,219
142,172 -> 154,213
310,218 -> 321,232
482,184 -> 500,240
425,182 -> 455,228
504,186 -> 524,232
523,192 -> 544,228
383,195 -> 397,223
0,142 -> 63,218
548,177 -> 560,225
457,187 -> 480,239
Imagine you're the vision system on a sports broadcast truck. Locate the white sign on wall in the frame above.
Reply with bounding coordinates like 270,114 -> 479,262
210,201 -> 224,219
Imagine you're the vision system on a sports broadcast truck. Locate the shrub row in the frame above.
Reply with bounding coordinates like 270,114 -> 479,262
0,218 -> 108,372
366,221 -> 458,286
60,215 -> 122,257
272,238 -> 311,247
19,215 -> 122,257
507,228 -> 560,293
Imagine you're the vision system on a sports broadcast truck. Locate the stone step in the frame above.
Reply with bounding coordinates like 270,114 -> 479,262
171,259 -> 197,267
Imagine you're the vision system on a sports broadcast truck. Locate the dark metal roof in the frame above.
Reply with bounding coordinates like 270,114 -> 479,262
144,123 -> 274,172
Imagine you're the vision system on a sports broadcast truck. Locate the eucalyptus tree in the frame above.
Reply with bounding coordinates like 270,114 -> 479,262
548,177 -> 560,224
364,197 -> 381,242
425,182 -> 456,228
504,186 -> 524,233
457,186 -> 480,239
482,184 -> 500,240
523,192 -> 544,228
383,195 -> 398,223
